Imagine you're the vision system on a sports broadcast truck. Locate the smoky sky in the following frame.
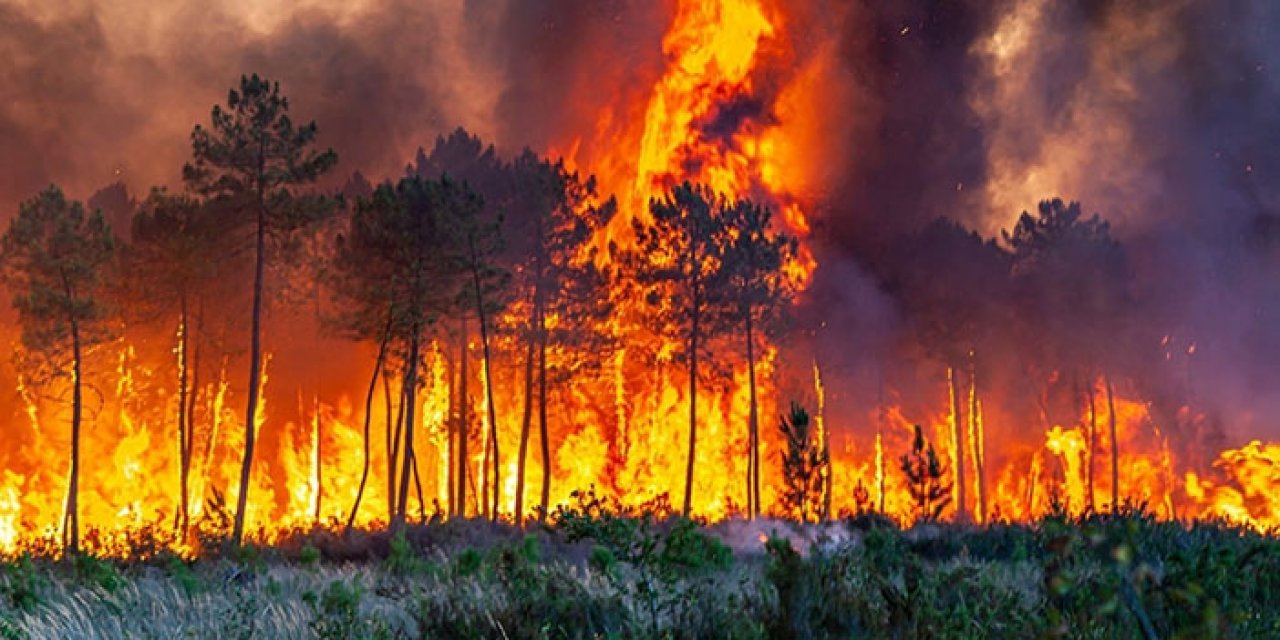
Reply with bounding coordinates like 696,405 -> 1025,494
2,0 -> 1280,438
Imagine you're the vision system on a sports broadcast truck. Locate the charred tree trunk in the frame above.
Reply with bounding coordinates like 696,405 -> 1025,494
745,308 -> 760,519
181,300 -> 202,535
457,316 -> 469,518
393,325 -> 421,528
175,293 -> 191,535
445,344 -> 456,517
314,392 -> 322,523
537,303 -> 551,522
514,295 -> 537,527
383,372 -> 396,522
411,449 -> 426,523
949,366 -> 967,523
389,370 -> 407,520
347,314 -> 392,532
683,271 -> 701,518
66,290 -> 83,554
969,355 -> 986,523
469,235 -> 501,521
233,153 -> 268,548
1107,375 -> 1119,513
1086,373 -> 1098,513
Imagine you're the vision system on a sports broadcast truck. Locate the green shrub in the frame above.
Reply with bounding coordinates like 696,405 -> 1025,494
298,543 -> 321,567
308,579 -> 363,640
384,529 -> 431,576
71,553 -> 124,593
1,555 -> 43,612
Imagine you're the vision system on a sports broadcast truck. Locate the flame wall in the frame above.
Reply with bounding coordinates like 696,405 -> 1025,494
0,0 -> 1279,550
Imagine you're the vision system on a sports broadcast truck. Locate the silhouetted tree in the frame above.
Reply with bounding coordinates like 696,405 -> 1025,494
413,131 -> 509,519
506,151 -> 616,525
900,424 -> 952,522
1005,199 -> 1127,512
126,189 -> 226,534
715,199 -> 797,519
330,176 -> 477,528
629,182 -> 734,516
0,186 -> 116,553
778,403 -> 826,523
87,181 -> 136,239
885,218 -> 1011,522
183,73 -> 338,546
461,195 -> 507,521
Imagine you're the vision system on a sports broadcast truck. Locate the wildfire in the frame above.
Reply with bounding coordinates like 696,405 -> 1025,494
0,0 -> 1275,558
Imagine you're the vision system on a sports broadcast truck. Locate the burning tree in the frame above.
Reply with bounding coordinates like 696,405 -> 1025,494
183,74 -> 338,546
1005,199 -> 1128,513
329,175 -> 487,528
125,189 -> 227,534
777,403 -> 826,523
460,194 -> 508,521
0,186 -> 116,553
412,132 -> 510,520
900,424 -> 952,522
883,218 -> 1011,522
629,182 -> 734,517
715,199 -> 797,519
505,151 -> 617,525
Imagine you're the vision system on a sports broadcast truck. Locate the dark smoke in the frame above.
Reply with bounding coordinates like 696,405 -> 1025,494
1,0 -> 1279,447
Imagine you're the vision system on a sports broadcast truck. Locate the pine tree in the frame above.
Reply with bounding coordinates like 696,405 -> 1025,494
126,189 -> 227,534
506,151 -> 616,525
183,74 -> 337,546
900,424 -> 952,522
715,199 -> 797,519
0,186 -> 116,553
778,403 -> 827,523
629,182 -> 734,516
1005,199 -> 1128,512
329,176 -> 477,529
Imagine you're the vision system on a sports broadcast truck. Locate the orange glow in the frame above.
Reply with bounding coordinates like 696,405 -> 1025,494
2,1 -> 1280,559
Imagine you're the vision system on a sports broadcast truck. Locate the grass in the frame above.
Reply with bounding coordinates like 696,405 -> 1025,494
0,504 -> 1278,638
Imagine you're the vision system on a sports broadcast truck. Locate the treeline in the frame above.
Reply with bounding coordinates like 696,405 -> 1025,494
0,75 -> 804,552
0,74 -> 1193,554
860,200 -> 1183,524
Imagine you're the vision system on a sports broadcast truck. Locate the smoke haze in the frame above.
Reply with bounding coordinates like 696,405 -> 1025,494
2,0 -> 1279,440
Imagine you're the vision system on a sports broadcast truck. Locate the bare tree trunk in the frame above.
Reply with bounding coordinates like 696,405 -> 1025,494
411,449 -> 426,523
389,371 -> 407,519
817,361 -> 832,521
969,355 -> 986,523
745,309 -> 760,520
232,192 -> 267,547
457,316 -> 469,518
67,312 -> 83,554
314,392 -> 322,523
949,366 -> 967,523
1086,373 -> 1098,513
445,344 -> 456,517
384,372 -> 396,522
469,235 -> 501,521
514,300 -> 536,527
394,325 -> 421,528
182,300 -> 202,535
176,293 -> 191,535
1107,375 -> 1119,513
347,314 -> 392,532
537,304 -> 551,522
683,277 -> 700,518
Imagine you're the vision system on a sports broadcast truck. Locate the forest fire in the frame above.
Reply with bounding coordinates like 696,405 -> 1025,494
0,0 -> 1278,558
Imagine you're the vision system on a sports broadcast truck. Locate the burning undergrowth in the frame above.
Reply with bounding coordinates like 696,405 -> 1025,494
0,0 -> 1275,555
